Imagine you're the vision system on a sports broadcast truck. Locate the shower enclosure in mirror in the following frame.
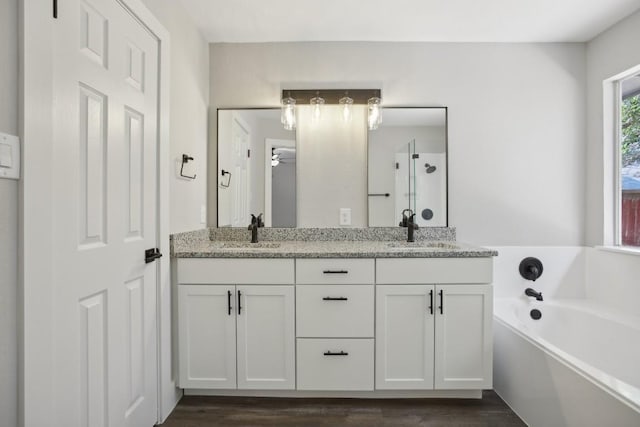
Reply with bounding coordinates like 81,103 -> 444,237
217,107 -> 447,228
367,108 -> 447,227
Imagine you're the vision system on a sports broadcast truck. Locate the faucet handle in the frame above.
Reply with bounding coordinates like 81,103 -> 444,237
257,213 -> 264,227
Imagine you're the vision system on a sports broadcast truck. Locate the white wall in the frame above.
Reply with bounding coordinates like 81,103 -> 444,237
209,42 -> 586,245
0,0 -> 18,426
140,0 -> 209,234
296,105 -> 368,227
586,10 -> 640,246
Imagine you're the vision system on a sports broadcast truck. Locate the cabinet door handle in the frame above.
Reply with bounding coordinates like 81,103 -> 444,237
322,297 -> 348,301
237,290 -> 242,315
429,290 -> 433,315
438,289 -> 444,314
322,270 -> 348,274
323,351 -> 349,356
228,290 -> 232,315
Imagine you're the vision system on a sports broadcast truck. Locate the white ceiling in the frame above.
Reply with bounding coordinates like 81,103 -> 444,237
180,0 -> 640,43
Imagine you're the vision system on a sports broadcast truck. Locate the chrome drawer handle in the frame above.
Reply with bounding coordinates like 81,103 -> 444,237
323,351 -> 349,356
322,297 -> 348,301
323,270 -> 348,274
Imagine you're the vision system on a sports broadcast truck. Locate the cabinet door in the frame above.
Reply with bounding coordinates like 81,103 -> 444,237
375,285 -> 435,390
178,285 -> 236,389
434,284 -> 493,389
236,285 -> 295,389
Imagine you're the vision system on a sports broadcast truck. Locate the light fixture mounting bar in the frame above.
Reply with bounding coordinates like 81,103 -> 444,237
282,89 -> 381,105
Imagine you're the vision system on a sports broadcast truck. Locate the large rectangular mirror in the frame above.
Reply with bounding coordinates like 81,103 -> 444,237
216,107 -> 447,228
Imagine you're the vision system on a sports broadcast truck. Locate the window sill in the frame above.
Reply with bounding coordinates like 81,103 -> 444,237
595,245 -> 640,256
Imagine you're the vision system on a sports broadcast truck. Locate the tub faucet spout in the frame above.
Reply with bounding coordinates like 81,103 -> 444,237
525,288 -> 543,301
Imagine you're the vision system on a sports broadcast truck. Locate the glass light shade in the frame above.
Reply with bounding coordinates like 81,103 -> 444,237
339,95 -> 354,122
281,96 -> 296,130
310,95 -> 325,122
367,97 -> 382,130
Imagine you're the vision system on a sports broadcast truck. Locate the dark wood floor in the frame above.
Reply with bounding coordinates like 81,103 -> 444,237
158,391 -> 525,427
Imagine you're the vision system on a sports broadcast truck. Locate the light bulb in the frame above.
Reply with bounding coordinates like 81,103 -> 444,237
310,94 -> 325,123
339,95 -> 354,122
367,97 -> 382,130
281,95 -> 296,130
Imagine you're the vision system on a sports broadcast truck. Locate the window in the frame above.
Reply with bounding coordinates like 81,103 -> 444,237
618,73 -> 640,247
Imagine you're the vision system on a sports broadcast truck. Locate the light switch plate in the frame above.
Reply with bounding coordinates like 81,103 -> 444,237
0,132 -> 20,180
339,208 -> 351,226
200,205 -> 207,224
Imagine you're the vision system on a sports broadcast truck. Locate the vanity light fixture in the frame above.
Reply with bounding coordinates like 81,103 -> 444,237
310,91 -> 325,122
339,92 -> 354,122
280,93 -> 296,130
280,89 -> 382,130
367,96 -> 382,130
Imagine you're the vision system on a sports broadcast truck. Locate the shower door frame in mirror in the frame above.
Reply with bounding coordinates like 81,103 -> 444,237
367,107 -> 448,228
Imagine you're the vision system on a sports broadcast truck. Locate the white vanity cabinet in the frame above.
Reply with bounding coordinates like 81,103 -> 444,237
375,258 -> 493,390
176,254 -> 494,395
177,259 -> 295,390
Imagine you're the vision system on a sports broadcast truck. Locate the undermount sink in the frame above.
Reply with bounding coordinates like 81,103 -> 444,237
221,242 -> 282,249
386,241 -> 460,250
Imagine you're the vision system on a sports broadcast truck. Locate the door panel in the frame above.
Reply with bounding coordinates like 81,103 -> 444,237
376,285 -> 435,390
236,286 -> 295,389
52,0 -> 160,425
178,285 -> 236,389
434,284 -> 493,389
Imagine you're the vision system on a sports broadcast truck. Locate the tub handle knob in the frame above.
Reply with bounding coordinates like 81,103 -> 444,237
519,257 -> 543,281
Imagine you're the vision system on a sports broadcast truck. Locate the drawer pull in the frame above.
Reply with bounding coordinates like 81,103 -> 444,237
323,351 -> 349,356
238,290 -> 242,315
323,270 -> 349,274
322,297 -> 348,301
228,290 -> 232,315
438,289 -> 443,314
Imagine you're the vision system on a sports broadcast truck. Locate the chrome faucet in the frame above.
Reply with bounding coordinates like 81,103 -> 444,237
525,288 -> 543,301
248,213 -> 264,243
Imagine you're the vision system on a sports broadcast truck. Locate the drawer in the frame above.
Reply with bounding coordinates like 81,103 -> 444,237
296,285 -> 374,338
376,258 -> 493,284
297,339 -> 374,390
177,258 -> 295,284
296,259 -> 374,285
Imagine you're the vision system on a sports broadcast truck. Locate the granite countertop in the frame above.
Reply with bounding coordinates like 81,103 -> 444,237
171,228 -> 497,259
172,239 -> 497,258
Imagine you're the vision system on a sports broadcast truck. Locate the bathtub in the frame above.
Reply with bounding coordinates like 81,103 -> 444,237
494,297 -> 640,427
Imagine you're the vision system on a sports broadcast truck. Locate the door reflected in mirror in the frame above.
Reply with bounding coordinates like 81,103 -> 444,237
217,109 -> 296,227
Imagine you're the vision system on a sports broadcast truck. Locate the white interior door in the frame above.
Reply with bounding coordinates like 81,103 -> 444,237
51,0 -> 160,425
375,285 -> 435,390
231,114 -> 250,227
236,285 -> 295,390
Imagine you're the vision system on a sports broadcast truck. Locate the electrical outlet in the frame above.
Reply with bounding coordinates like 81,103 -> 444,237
200,205 -> 207,224
339,208 -> 351,226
